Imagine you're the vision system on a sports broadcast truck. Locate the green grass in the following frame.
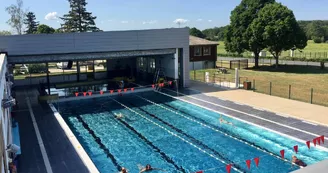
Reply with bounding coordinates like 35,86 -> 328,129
191,65 -> 328,106
217,40 -> 328,59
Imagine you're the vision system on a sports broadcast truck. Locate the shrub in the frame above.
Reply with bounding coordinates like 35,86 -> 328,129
312,36 -> 324,43
28,64 -> 47,74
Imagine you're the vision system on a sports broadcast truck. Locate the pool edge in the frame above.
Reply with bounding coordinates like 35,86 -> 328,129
48,103 -> 100,173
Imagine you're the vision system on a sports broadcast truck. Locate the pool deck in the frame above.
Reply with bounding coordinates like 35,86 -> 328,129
13,88 -> 89,173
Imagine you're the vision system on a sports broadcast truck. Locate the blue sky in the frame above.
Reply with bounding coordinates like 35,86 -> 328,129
1,0 -> 328,32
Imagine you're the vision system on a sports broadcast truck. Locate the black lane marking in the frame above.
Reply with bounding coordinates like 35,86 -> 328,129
107,110 -> 187,173
143,92 -> 301,167
75,115 -> 122,171
123,98 -> 248,173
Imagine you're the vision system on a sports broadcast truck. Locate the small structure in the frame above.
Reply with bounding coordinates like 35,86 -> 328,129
189,36 -> 219,70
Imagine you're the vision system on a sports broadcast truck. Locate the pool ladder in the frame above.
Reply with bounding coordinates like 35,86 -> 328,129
153,68 -> 167,91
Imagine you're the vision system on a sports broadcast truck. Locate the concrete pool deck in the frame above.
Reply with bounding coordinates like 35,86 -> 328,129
189,80 -> 328,127
13,88 -> 89,173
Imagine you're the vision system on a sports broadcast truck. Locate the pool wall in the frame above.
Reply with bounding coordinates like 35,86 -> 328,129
48,103 -> 99,173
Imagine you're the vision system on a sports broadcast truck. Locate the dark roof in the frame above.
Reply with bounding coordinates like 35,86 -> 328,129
189,35 -> 219,46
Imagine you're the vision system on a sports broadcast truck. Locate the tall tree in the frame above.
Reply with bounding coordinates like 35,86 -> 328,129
307,21 -> 325,43
189,27 -> 205,38
5,0 -> 26,35
251,2 -> 307,68
0,31 -> 12,35
24,12 -> 39,34
60,0 -> 100,32
35,24 -> 55,34
224,0 -> 275,68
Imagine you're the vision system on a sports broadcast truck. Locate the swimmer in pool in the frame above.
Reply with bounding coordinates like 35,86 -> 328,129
119,167 -> 128,173
138,164 -> 165,173
292,155 -> 307,167
219,115 -> 234,126
114,112 -> 124,119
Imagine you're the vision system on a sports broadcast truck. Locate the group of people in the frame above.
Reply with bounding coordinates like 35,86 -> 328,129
120,164 -> 164,173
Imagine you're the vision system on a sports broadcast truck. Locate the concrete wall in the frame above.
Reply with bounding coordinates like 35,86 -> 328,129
0,53 -> 12,173
189,61 -> 215,70
0,28 -> 190,87
14,74 -> 87,87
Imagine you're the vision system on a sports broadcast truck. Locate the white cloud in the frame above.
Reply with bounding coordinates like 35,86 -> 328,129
173,18 -> 188,25
121,21 -> 129,24
142,20 -> 157,25
45,12 -> 58,20
108,20 -> 114,22
208,20 -> 212,22
196,19 -> 203,22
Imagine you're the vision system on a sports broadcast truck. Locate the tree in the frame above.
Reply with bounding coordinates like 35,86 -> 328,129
251,2 -> 307,68
60,0 -> 100,32
307,21 -> 326,43
0,31 -> 12,35
225,0 -> 275,68
5,0 -> 26,35
54,28 -> 65,33
202,26 -> 228,41
189,27 -> 205,38
24,12 -> 39,34
35,24 -> 55,34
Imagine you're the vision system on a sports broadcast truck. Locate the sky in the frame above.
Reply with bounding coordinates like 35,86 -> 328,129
1,0 -> 328,32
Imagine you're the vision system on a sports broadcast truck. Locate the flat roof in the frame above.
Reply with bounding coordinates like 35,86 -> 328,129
189,35 -> 219,46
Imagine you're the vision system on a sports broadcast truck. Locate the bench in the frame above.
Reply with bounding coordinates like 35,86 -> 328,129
217,67 -> 228,74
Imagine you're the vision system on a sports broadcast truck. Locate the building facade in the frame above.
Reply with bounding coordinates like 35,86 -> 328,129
0,28 -> 190,88
0,53 -> 16,173
189,36 -> 219,70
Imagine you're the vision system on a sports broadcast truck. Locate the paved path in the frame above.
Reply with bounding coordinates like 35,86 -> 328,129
205,89 -> 328,127
13,88 -> 89,173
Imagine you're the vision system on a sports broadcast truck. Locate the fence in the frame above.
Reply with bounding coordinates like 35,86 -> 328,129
219,51 -> 328,59
189,69 -> 328,107
229,59 -> 248,69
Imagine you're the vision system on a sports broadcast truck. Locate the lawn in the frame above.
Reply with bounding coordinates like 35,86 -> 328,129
217,40 -> 328,59
190,65 -> 328,106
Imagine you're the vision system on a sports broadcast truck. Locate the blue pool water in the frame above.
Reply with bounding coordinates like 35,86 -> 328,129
57,91 -> 328,173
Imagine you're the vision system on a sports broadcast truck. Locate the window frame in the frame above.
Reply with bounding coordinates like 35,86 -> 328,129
203,46 -> 211,56
194,46 -> 202,56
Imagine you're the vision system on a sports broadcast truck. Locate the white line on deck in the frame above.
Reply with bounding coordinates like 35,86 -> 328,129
25,91 -> 53,173
302,121 -> 318,126
48,103 -> 100,173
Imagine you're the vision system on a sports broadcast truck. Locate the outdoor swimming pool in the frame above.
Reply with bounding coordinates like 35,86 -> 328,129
56,91 -> 328,173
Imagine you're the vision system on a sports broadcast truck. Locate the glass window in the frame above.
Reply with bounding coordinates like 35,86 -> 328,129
149,58 -> 156,73
194,46 -> 202,56
203,46 -> 211,56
